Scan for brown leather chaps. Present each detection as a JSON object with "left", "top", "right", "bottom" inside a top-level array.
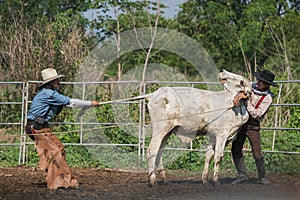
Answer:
[{"left": 30, "top": 127, "right": 78, "bottom": 189}]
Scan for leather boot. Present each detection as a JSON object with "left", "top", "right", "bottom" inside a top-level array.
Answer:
[
  {"left": 256, "top": 158, "right": 266, "bottom": 178},
  {"left": 231, "top": 157, "right": 249, "bottom": 184},
  {"left": 256, "top": 158, "right": 270, "bottom": 184}
]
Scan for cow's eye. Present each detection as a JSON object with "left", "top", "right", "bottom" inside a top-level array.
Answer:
[{"left": 240, "top": 80, "right": 244, "bottom": 86}]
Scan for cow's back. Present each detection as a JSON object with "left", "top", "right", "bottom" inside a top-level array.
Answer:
[
  {"left": 147, "top": 87, "right": 183, "bottom": 126},
  {"left": 148, "top": 87, "right": 228, "bottom": 129}
]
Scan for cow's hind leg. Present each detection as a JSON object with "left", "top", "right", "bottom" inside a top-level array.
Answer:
[
  {"left": 202, "top": 143, "right": 214, "bottom": 185},
  {"left": 147, "top": 138, "right": 160, "bottom": 186},
  {"left": 156, "top": 132, "right": 172, "bottom": 184},
  {"left": 147, "top": 125, "right": 173, "bottom": 187}
]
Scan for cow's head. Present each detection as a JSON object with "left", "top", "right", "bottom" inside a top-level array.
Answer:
[{"left": 218, "top": 69, "right": 252, "bottom": 105}]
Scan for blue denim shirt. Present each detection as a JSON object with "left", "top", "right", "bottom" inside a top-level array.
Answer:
[{"left": 27, "top": 88, "right": 71, "bottom": 121}]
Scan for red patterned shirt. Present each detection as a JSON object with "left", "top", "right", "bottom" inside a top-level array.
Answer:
[{"left": 246, "top": 85, "right": 273, "bottom": 122}]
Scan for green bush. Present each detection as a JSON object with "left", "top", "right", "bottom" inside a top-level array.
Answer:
[{"left": 0, "top": 146, "right": 20, "bottom": 166}]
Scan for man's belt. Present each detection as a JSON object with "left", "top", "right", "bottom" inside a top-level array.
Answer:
[{"left": 247, "top": 117, "right": 260, "bottom": 126}]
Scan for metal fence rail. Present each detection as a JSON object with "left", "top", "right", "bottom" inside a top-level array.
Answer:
[{"left": 0, "top": 80, "right": 299, "bottom": 166}]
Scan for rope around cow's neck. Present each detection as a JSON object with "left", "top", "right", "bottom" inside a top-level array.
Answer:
[{"left": 24, "top": 104, "right": 246, "bottom": 137}]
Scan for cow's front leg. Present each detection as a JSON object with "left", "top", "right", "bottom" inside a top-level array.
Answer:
[
  {"left": 212, "top": 153, "right": 222, "bottom": 186},
  {"left": 202, "top": 144, "right": 214, "bottom": 185}
]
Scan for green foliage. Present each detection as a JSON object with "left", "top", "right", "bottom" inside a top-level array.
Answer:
[
  {"left": 265, "top": 153, "right": 300, "bottom": 173},
  {"left": 287, "top": 107, "right": 300, "bottom": 128},
  {"left": 167, "top": 151, "right": 203, "bottom": 171},
  {"left": 65, "top": 146, "right": 105, "bottom": 168},
  {"left": 0, "top": 0, "right": 91, "bottom": 26},
  {"left": 167, "top": 147, "right": 299, "bottom": 174},
  {"left": 0, "top": 84, "right": 23, "bottom": 131},
  {"left": 26, "top": 145, "right": 39, "bottom": 166},
  {"left": 275, "top": 107, "right": 300, "bottom": 152},
  {"left": 176, "top": 0, "right": 300, "bottom": 80},
  {"left": 0, "top": 146, "right": 19, "bottom": 166},
  {"left": 93, "top": 93, "right": 139, "bottom": 152}
]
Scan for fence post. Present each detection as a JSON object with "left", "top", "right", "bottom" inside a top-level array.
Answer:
[
  {"left": 79, "top": 83, "right": 86, "bottom": 144},
  {"left": 272, "top": 83, "right": 282, "bottom": 151},
  {"left": 18, "top": 81, "right": 28, "bottom": 165},
  {"left": 138, "top": 81, "right": 144, "bottom": 160}
]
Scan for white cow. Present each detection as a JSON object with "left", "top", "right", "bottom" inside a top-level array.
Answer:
[{"left": 146, "top": 69, "right": 252, "bottom": 186}]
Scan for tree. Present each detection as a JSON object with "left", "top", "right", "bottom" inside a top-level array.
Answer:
[
  {"left": 176, "top": 0, "right": 300, "bottom": 80},
  {"left": 0, "top": 0, "right": 91, "bottom": 26},
  {"left": 0, "top": 0, "right": 92, "bottom": 82},
  {"left": 88, "top": 0, "right": 182, "bottom": 81}
]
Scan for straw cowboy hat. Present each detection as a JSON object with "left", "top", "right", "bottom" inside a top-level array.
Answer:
[
  {"left": 40, "top": 68, "right": 64, "bottom": 87},
  {"left": 253, "top": 70, "right": 277, "bottom": 87}
]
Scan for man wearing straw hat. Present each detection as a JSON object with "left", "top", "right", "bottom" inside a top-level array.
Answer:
[
  {"left": 231, "top": 70, "right": 277, "bottom": 185},
  {"left": 25, "top": 68, "right": 100, "bottom": 189}
]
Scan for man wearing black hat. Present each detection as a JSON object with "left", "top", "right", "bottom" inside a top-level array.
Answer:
[{"left": 231, "top": 70, "right": 277, "bottom": 185}]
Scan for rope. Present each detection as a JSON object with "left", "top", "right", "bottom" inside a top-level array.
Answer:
[
  {"left": 98, "top": 94, "right": 150, "bottom": 105},
  {"left": 77, "top": 94, "right": 150, "bottom": 117},
  {"left": 24, "top": 105, "right": 240, "bottom": 137}
]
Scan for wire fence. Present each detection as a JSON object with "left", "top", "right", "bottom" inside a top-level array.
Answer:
[{"left": 0, "top": 80, "right": 299, "bottom": 165}]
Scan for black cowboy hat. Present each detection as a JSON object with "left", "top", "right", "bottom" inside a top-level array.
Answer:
[{"left": 253, "top": 70, "right": 277, "bottom": 87}]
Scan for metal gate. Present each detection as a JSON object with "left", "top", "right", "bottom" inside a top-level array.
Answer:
[{"left": 0, "top": 80, "right": 299, "bottom": 166}]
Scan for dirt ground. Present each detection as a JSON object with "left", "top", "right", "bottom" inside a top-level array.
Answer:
[{"left": 0, "top": 166, "right": 299, "bottom": 200}]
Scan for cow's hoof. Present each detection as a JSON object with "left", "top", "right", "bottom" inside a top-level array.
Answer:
[
  {"left": 202, "top": 178, "right": 209, "bottom": 185},
  {"left": 213, "top": 180, "right": 221, "bottom": 187},
  {"left": 148, "top": 173, "right": 157, "bottom": 187},
  {"left": 159, "top": 170, "right": 167, "bottom": 184},
  {"left": 159, "top": 179, "right": 168, "bottom": 186},
  {"left": 148, "top": 180, "right": 158, "bottom": 188},
  {"left": 201, "top": 180, "right": 211, "bottom": 188},
  {"left": 147, "top": 182, "right": 153, "bottom": 188}
]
